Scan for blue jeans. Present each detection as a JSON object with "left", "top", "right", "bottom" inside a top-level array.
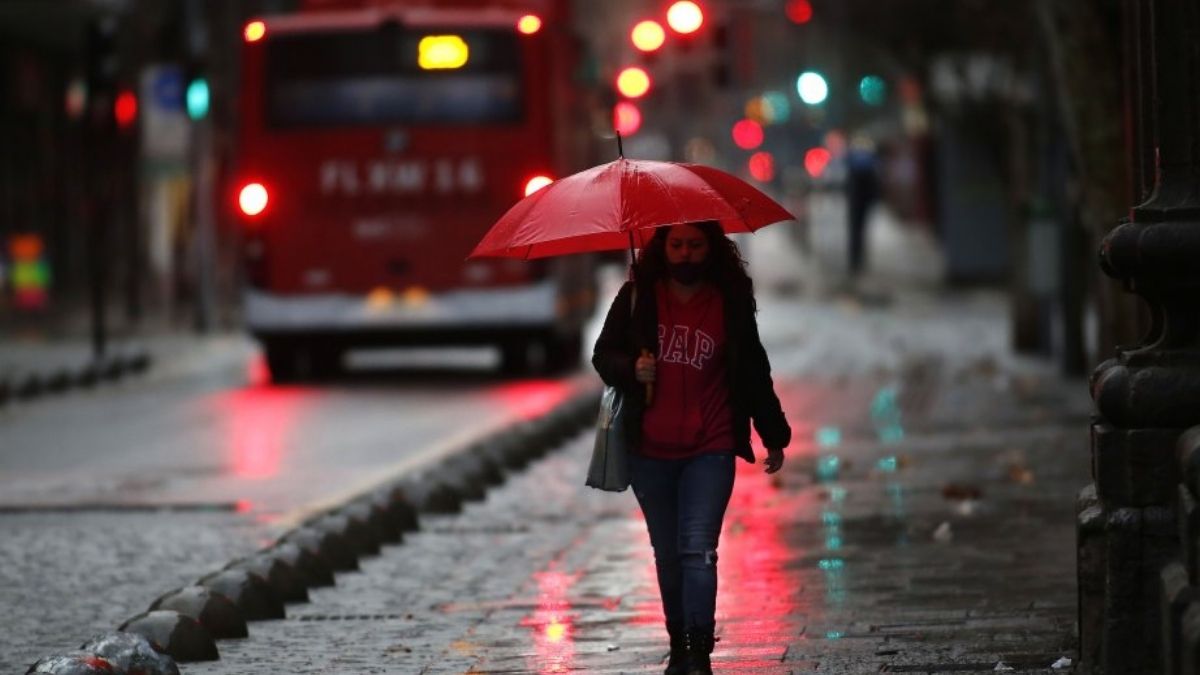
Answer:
[{"left": 629, "top": 451, "right": 736, "bottom": 631}]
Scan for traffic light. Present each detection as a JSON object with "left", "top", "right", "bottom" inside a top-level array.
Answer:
[
  {"left": 9, "top": 234, "right": 50, "bottom": 310},
  {"left": 186, "top": 77, "right": 209, "bottom": 120},
  {"left": 86, "top": 16, "right": 119, "bottom": 127},
  {"left": 113, "top": 90, "right": 138, "bottom": 130},
  {"left": 86, "top": 17, "right": 119, "bottom": 98}
]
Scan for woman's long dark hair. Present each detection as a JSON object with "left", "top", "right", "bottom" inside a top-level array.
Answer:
[{"left": 634, "top": 220, "right": 755, "bottom": 310}]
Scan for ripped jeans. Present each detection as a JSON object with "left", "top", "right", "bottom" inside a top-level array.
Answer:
[{"left": 629, "top": 451, "right": 736, "bottom": 632}]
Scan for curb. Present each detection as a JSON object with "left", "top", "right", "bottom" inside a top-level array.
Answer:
[
  {"left": 1, "top": 346, "right": 153, "bottom": 409},
  {"left": 25, "top": 384, "right": 602, "bottom": 673}
]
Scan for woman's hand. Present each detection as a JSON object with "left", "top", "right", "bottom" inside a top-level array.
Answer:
[
  {"left": 635, "top": 353, "right": 656, "bottom": 384},
  {"left": 764, "top": 447, "right": 785, "bottom": 474}
]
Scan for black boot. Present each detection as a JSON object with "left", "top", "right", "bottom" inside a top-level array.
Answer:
[
  {"left": 664, "top": 624, "right": 687, "bottom": 675},
  {"left": 684, "top": 628, "right": 714, "bottom": 675}
]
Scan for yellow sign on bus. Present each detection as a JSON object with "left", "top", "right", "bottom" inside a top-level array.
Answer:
[{"left": 418, "top": 35, "right": 469, "bottom": 70}]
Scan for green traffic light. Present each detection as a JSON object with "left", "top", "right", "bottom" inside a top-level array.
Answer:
[
  {"left": 186, "top": 78, "right": 210, "bottom": 120},
  {"left": 859, "top": 75, "right": 886, "bottom": 105}
]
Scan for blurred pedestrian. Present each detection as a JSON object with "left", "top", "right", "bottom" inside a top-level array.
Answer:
[
  {"left": 845, "top": 133, "right": 881, "bottom": 280},
  {"left": 592, "top": 220, "right": 792, "bottom": 675}
]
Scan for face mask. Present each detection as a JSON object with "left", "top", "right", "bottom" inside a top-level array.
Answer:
[{"left": 668, "top": 261, "right": 705, "bottom": 286}]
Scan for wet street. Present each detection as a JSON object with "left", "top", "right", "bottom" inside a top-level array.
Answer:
[
  {"left": 0, "top": 339, "right": 591, "bottom": 669},
  {"left": 182, "top": 292, "right": 1089, "bottom": 674},
  {"left": 2, "top": 252, "right": 1091, "bottom": 672}
]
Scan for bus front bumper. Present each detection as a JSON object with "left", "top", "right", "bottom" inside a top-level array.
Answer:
[{"left": 244, "top": 282, "right": 562, "bottom": 344}]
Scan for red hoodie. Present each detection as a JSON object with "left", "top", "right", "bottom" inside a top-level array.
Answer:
[{"left": 640, "top": 282, "right": 734, "bottom": 459}]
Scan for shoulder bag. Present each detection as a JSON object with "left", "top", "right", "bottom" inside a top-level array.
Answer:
[{"left": 586, "top": 288, "right": 637, "bottom": 492}]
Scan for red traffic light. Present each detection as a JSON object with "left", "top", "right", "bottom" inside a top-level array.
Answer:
[{"left": 114, "top": 90, "right": 138, "bottom": 129}]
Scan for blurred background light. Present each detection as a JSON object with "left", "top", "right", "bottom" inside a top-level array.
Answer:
[
  {"left": 859, "top": 75, "right": 886, "bottom": 105},
  {"left": 114, "top": 90, "right": 138, "bottom": 128},
  {"left": 631, "top": 20, "right": 665, "bottom": 52},
  {"left": 517, "top": 14, "right": 543, "bottom": 35},
  {"left": 418, "top": 35, "right": 470, "bottom": 70},
  {"left": 731, "top": 118, "right": 764, "bottom": 150},
  {"left": 524, "top": 175, "right": 554, "bottom": 196},
  {"left": 616, "top": 67, "right": 651, "bottom": 98},
  {"left": 186, "top": 78, "right": 210, "bottom": 120},
  {"left": 613, "top": 101, "right": 642, "bottom": 136},
  {"left": 748, "top": 151, "right": 775, "bottom": 182},
  {"left": 243, "top": 20, "right": 266, "bottom": 43},
  {"left": 761, "top": 91, "right": 791, "bottom": 123},
  {"left": 797, "top": 71, "right": 828, "bottom": 105},
  {"left": 785, "top": 0, "right": 814, "bottom": 24},
  {"left": 684, "top": 137, "right": 716, "bottom": 164},
  {"left": 804, "top": 147, "right": 832, "bottom": 177},
  {"left": 666, "top": 1, "right": 704, "bottom": 35}
]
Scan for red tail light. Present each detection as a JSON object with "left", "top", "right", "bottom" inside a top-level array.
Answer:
[
  {"left": 524, "top": 175, "right": 553, "bottom": 196},
  {"left": 239, "top": 182, "right": 269, "bottom": 216}
]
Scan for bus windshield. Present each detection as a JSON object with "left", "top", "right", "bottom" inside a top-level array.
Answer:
[{"left": 264, "top": 27, "right": 524, "bottom": 128}]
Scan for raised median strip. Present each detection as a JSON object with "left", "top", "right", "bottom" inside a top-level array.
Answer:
[
  {"left": 0, "top": 346, "right": 152, "bottom": 409},
  {"left": 24, "top": 384, "right": 602, "bottom": 674}
]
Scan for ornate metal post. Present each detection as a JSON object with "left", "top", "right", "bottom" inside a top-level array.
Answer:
[{"left": 1078, "top": 0, "right": 1200, "bottom": 672}]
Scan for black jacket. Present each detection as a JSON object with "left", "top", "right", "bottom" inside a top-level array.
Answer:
[{"left": 591, "top": 280, "right": 791, "bottom": 463}]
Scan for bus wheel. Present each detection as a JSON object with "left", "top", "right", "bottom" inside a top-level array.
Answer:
[
  {"left": 544, "top": 332, "right": 582, "bottom": 373},
  {"left": 499, "top": 341, "right": 530, "bottom": 375},
  {"left": 306, "top": 347, "right": 343, "bottom": 380},
  {"left": 264, "top": 343, "right": 298, "bottom": 383}
]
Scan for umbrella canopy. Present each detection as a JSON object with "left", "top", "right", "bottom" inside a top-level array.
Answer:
[{"left": 469, "top": 157, "right": 795, "bottom": 259}]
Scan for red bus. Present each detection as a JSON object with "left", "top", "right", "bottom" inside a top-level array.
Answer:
[{"left": 234, "top": 0, "right": 596, "bottom": 381}]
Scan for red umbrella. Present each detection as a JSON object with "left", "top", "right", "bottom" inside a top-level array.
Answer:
[{"left": 469, "top": 156, "right": 795, "bottom": 260}]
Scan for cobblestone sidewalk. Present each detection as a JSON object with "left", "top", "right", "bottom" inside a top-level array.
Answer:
[{"left": 185, "top": 354, "right": 1089, "bottom": 674}]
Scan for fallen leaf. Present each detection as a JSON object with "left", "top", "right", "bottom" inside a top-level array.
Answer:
[{"left": 942, "top": 483, "right": 983, "bottom": 500}]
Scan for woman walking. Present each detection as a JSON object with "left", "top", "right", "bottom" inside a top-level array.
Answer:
[{"left": 592, "top": 220, "right": 792, "bottom": 675}]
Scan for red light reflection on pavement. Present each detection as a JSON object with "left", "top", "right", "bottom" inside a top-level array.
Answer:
[
  {"left": 489, "top": 379, "right": 574, "bottom": 421},
  {"left": 213, "top": 386, "right": 312, "bottom": 479},
  {"left": 717, "top": 459, "right": 806, "bottom": 666},
  {"left": 520, "top": 567, "right": 581, "bottom": 674}
]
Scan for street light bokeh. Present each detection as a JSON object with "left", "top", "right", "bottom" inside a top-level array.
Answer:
[
  {"left": 616, "top": 67, "right": 651, "bottom": 98},
  {"left": 797, "top": 71, "right": 828, "bottom": 105},
  {"left": 631, "top": 20, "right": 665, "bottom": 52},
  {"left": 666, "top": 1, "right": 704, "bottom": 35},
  {"left": 613, "top": 102, "right": 642, "bottom": 136}
]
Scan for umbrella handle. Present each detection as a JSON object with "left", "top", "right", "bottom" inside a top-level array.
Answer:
[{"left": 641, "top": 348, "right": 654, "bottom": 407}]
